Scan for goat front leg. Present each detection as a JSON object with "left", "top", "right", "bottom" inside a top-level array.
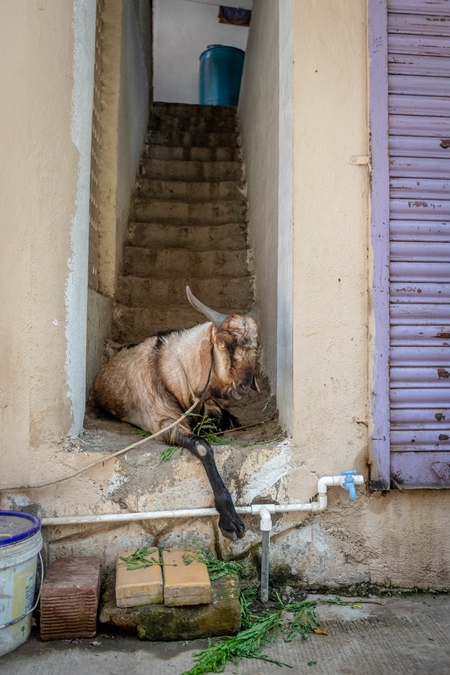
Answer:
[{"left": 172, "top": 429, "right": 245, "bottom": 541}]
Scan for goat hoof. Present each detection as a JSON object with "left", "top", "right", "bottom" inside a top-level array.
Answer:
[{"left": 220, "top": 516, "right": 245, "bottom": 542}]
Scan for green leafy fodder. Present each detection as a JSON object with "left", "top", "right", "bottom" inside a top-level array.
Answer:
[
  {"left": 159, "top": 445, "right": 183, "bottom": 464},
  {"left": 185, "top": 413, "right": 234, "bottom": 446},
  {"left": 118, "top": 546, "right": 175, "bottom": 571},
  {"left": 159, "top": 414, "right": 233, "bottom": 464},
  {"left": 183, "top": 542, "right": 244, "bottom": 581},
  {"left": 183, "top": 590, "right": 352, "bottom": 675}
]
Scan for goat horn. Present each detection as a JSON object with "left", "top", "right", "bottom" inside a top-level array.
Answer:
[{"left": 186, "top": 286, "right": 228, "bottom": 328}]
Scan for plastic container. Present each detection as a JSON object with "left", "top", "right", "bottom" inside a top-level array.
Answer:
[
  {"left": 0, "top": 511, "right": 43, "bottom": 656},
  {"left": 199, "top": 45, "right": 245, "bottom": 106}
]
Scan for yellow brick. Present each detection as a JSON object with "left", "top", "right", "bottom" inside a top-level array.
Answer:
[
  {"left": 162, "top": 548, "right": 211, "bottom": 607},
  {"left": 116, "top": 549, "right": 163, "bottom": 608}
]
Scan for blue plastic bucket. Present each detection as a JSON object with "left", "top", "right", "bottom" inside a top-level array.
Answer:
[
  {"left": 0, "top": 511, "right": 43, "bottom": 656},
  {"left": 199, "top": 45, "right": 245, "bottom": 106}
]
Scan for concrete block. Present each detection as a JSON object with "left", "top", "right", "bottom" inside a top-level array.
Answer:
[
  {"left": 40, "top": 556, "right": 101, "bottom": 641},
  {"left": 116, "top": 550, "right": 163, "bottom": 608},
  {"left": 100, "top": 573, "right": 241, "bottom": 641},
  {"left": 162, "top": 548, "right": 211, "bottom": 607}
]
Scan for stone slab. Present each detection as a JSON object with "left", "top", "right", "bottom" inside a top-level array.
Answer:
[
  {"left": 116, "top": 549, "right": 163, "bottom": 608},
  {"left": 40, "top": 556, "right": 101, "bottom": 641},
  {"left": 162, "top": 548, "right": 211, "bottom": 607},
  {"left": 99, "top": 572, "right": 241, "bottom": 641}
]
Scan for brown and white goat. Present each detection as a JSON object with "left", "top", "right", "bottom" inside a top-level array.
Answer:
[{"left": 92, "top": 286, "right": 259, "bottom": 541}]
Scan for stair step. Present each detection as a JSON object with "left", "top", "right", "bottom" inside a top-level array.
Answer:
[
  {"left": 144, "top": 145, "right": 240, "bottom": 162},
  {"left": 113, "top": 101, "right": 252, "bottom": 346},
  {"left": 116, "top": 276, "right": 254, "bottom": 309},
  {"left": 121, "top": 247, "right": 250, "bottom": 278},
  {"left": 135, "top": 179, "right": 245, "bottom": 202},
  {"left": 132, "top": 198, "right": 246, "bottom": 224},
  {"left": 141, "top": 159, "right": 242, "bottom": 182},
  {"left": 152, "top": 102, "right": 237, "bottom": 119},
  {"left": 146, "top": 130, "right": 239, "bottom": 148},
  {"left": 149, "top": 114, "right": 237, "bottom": 134},
  {"left": 127, "top": 222, "right": 247, "bottom": 251},
  {"left": 113, "top": 301, "right": 252, "bottom": 343}
]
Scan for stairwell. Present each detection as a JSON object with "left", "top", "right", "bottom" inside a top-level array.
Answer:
[{"left": 113, "top": 102, "right": 254, "bottom": 345}]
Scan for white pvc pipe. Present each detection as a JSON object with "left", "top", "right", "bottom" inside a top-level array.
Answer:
[{"left": 40, "top": 474, "right": 365, "bottom": 527}]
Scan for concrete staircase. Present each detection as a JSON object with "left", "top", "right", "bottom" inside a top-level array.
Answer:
[{"left": 113, "top": 102, "right": 254, "bottom": 344}]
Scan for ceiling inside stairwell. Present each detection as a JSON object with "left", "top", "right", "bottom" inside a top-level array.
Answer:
[{"left": 153, "top": 0, "right": 252, "bottom": 105}]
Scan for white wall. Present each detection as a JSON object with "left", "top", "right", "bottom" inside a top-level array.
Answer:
[
  {"left": 153, "top": 0, "right": 251, "bottom": 104},
  {"left": 68, "top": 0, "right": 97, "bottom": 435},
  {"left": 238, "top": 1, "right": 284, "bottom": 418}
]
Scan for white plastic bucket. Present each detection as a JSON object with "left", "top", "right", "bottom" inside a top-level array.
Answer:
[{"left": 0, "top": 511, "right": 43, "bottom": 657}]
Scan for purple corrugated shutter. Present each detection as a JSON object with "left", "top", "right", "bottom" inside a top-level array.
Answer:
[{"left": 388, "top": 0, "right": 450, "bottom": 487}]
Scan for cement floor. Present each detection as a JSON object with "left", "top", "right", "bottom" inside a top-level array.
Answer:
[{"left": 2, "top": 593, "right": 450, "bottom": 675}]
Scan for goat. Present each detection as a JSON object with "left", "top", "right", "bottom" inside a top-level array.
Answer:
[{"left": 93, "top": 286, "right": 259, "bottom": 541}]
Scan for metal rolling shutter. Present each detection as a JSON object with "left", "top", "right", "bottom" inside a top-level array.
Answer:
[{"left": 388, "top": 0, "right": 450, "bottom": 487}]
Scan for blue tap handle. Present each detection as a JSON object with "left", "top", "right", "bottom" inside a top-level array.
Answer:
[{"left": 340, "top": 470, "right": 358, "bottom": 499}]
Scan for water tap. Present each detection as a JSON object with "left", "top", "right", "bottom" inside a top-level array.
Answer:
[{"left": 341, "top": 470, "right": 358, "bottom": 499}]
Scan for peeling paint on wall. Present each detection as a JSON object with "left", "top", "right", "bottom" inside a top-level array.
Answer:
[{"left": 242, "top": 440, "right": 291, "bottom": 502}]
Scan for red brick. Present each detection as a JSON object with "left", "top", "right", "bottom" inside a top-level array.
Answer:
[{"left": 40, "top": 556, "right": 101, "bottom": 640}]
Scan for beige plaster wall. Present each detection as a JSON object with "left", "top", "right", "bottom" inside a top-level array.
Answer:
[
  {"left": 0, "top": 1, "right": 78, "bottom": 487},
  {"left": 287, "top": 0, "right": 450, "bottom": 591}
]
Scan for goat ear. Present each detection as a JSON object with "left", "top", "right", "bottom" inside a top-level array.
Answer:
[
  {"left": 195, "top": 325, "right": 214, "bottom": 395},
  {"left": 186, "top": 286, "right": 227, "bottom": 328}
]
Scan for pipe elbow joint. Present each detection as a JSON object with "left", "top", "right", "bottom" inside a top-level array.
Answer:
[{"left": 259, "top": 506, "right": 272, "bottom": 532}]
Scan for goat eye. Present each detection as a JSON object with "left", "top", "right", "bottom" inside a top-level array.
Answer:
[{"left": 217, "top": 342, "right": 225, "bottom": 349}]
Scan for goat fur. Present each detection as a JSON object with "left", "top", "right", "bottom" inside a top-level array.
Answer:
[{"left": 93, "top": 293, "right": 259, "bottom": 541}]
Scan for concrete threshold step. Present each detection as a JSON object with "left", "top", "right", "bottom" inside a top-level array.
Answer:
[
  {"left": 112, "top": 304, "right": 251, "bottom": 342},
  {"left": 140, "top": 158, "right": 242, "bottom": 182},
  {"left": 121, "top": 247, "right": 250, "bottom": 278},
  {"left": 127, "top": 222, "right": 247, "bottom": 251},
  {"left": 135, "top": 178, "right": 245, "bottom": 201},
  {"left": 116, "top": 275, "right": 254, "bottom": 309},
  {"left": 132, "top": 198, "right": 245, "bottom": 224},
  {"left": 146, "top": 129, "right": 239, "bottom": 148},
  {"left": 143, "top": 145, "right": 240, "bottom": 162}
]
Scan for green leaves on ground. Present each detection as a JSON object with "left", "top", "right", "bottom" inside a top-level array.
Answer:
[{"left": 183, "top": 589, "right": 352, "bottom": 675}]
